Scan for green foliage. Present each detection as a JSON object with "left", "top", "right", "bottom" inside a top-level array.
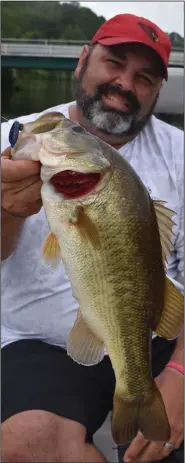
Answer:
[
  {"left": 1, "top": 1, "right": 105, "bottom": 40},
  {"left": 167, "top": 32, "right": 184, "bottom": 49},
  {"left": 1, "top": 1, "right": 183, "bottom": 47}
]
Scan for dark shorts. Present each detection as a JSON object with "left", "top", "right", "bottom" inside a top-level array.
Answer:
[{"left": 2, "top": 336, "right": 184, "bottom": 462}]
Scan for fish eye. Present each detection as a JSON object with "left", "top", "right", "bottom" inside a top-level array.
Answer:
[{"left": 72, "top": 125, "right": 84, "bottom": 133}]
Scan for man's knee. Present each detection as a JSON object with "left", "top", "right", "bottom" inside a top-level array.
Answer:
[{"left": 2, "top": 409, "right": 87, "bottom": 462}]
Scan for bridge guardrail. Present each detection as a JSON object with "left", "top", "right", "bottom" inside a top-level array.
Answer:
[
  {"left": 1, "top": 38, "right": 87, "bottom": 45},
  {"left": 1, "top": 38, "right": 184, "bottom": 51},
  {"left": 1, "top": 41, "right": 184, "bottom": 66},
  {"left": 1, "top": 43, "right": 84, "bottom": 58}
]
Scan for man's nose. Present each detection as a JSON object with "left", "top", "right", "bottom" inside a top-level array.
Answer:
[{"left": 115, "top": 71, "right": 135, "bottom": 92}]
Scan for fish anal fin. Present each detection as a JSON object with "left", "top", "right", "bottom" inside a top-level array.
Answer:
[
  {"left": 42, "top": 232, "right": 62, "bottom": 268},
  {"left": 67, "top": 310, "right": 104, "bottom": 366},
  {"left": 153, "top": 200, "right": 176, "bottom": 264},
  {"left": 112, "top": 384, "right": 170, "bottom": 445},
  {"left": 154, "top": 277, "right": 184, "bottom": 339},
  {"left": 71, "top": 208, "right": 101, "bottom": 250}
]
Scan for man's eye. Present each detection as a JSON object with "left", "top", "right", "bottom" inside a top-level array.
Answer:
[
  {"left": 138, "top": 75, "right": 154, "bottom": 85},
  {"left": 107, "top": 59, "right": 120, "bottom": 66}
]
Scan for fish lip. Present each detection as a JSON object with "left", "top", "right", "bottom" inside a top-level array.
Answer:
[{"left": 50, "top": 169, "right": 102, "bottom": 199}]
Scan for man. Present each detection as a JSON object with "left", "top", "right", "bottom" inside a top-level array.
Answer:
[{"left": 1, "top": 13, "right": 184, "bottom": 463}]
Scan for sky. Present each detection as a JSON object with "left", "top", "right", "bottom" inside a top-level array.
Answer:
[{"left": 80, "top": 1, "right": 184, "bottom": 36}]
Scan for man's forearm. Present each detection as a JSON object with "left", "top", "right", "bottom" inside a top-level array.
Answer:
[{"left": 1, "top": 208, "right": 25, "bottom": 261}]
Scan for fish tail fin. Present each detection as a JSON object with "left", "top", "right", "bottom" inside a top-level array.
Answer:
[
  {"left": 112, "top": 383, "right": 171, "bottom": 445},
  {"left": 112, "top": 395, "right": 138, "bottom": 444}
]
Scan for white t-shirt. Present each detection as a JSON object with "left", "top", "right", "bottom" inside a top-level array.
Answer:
[{"left": 1, "top": 101, "right": 184, "bottom": 349}]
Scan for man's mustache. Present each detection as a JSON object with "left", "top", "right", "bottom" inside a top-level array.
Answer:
[{"left": 95, "top": 83, "right": 140, "bottom": 113}]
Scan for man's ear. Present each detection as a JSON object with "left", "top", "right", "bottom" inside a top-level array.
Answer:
[{"left": 75, "top": 45, "right": 90, "bottom": 79}]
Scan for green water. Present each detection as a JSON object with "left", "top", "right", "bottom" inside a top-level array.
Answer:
[{"left": 2, "top": 68, "right": 76, "bottom": 121}]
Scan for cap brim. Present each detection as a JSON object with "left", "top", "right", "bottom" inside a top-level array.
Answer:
[{"left": 96, "top": 37, "right": 168, "bottom": 80}]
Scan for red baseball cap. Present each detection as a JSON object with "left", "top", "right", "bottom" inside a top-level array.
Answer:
[{"left": 90, "top": 14, "right": 171, "bottom": 80}]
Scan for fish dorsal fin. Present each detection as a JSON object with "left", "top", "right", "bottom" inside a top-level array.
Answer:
[
  {"left": 41, "top": 232, "right": 62, "bottom": 268},
  {"left": 152, "top": 200, "right": 176, "bottom": 264},
  {"left": 154, "top": 276, "right": 184, "bottom": 339}
]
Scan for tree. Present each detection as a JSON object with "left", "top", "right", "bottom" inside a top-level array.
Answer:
[
  {"left": 168, "top": 32, "right": 184, "bottom": 49},
  {"left": 1, "top": 1, "right": 105, "bottom": 40}
]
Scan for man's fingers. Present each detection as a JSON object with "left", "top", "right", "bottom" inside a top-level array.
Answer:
[
  {"left": 9, "top": 176, "right": 42, "bottom": 192},
  {"left": 1, "top": 146, "right": 12, "bottom": 159},
  {"left": 160, "top": 436, "right": 183, "bottom": 459},
  {"left": 4, "top": 198, "right": 43, "bottom": 219},
  {"left": 1, "top": 156, "right": 41, "bottom": 182},
  {"left": 175, "top": 435, "right": 184, "bottom": 449},
  {"left": 2, "top": 174, "right": 42, "bottom": 190},
  {"left": 19, "top": 198, "right": 43, "bottom": 217},
  {"left": 123, "top": 432, "right": 148, "bottom": 462},
  {"left": 136, "top": 442, "right": 164, "bottom": 462},
  {"left": 2, "top": 177, "right": 43, "bottom": 216},
  {"left": 130, "top": 435, "right": 183, "bottom": 462},
  {"left": 18, "top": 179, "right": 43, "bottom": 203},
  {"left": 3, "top": 179, "right": 43, "bottom": 207}
]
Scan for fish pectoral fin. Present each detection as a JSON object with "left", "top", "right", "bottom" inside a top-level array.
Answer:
[
  {"left": 152, "top": 200, "right": 176, "bottom": 264},
  {"left": 154, "top": 276, "right": 184, "bottom": 339},
  {"left": 112, "top": 384, "right": 170, "bottom": 445},
  {"left": 67, "top": 310, "right": 104, "bottom": 365},
  {"left": 75, "top": 208, "right": 101, "bottom": 250},
  {"left": 41, "top": 232, "right": 62, "bottom": 268}
]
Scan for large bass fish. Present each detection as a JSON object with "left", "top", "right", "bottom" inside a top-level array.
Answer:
[{"left": 9, "top": 112, "right": 184, "bottom": 444}]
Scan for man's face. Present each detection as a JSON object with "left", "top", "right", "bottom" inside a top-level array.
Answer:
[{"left": 75, "top": 43, "right": 164, "bottom": 137}]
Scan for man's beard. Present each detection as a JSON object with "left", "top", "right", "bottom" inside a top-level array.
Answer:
[{"left": 75, "top": 56, "right": 159, "bottom": 137}]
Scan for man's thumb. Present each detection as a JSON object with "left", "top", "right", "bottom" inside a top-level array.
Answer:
[{"left": 1, "top": 146, "right": 12, "bottom": 159}]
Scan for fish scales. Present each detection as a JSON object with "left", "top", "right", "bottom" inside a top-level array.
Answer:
[{"left": 54, "top": 170, "right": 162, "bottom": 391}]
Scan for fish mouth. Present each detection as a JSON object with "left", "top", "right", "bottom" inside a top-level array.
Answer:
[{"left": 50, "top": 170, "right": 101, "bottom": 198}]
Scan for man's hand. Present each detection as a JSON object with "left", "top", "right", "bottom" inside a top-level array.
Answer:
[
  {"left": 123, "top": 368, "right": 184, "bottom": 462},
  {"left": 2, "top": 146, "right": 42, "bottom": 218}
]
